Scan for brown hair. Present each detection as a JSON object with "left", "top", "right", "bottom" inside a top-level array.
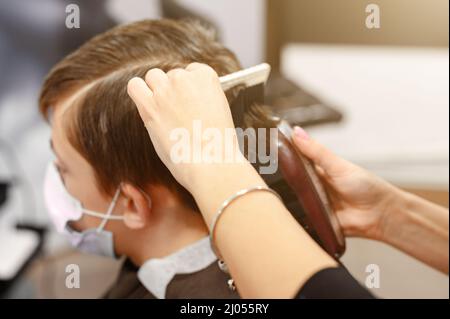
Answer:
[{"left": 39, "top": 19, "right": 242, "bottom": 210}]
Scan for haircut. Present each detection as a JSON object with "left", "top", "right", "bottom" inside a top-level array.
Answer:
[{"left": 39, "top": 19, "right": 243, "bottom": 210}]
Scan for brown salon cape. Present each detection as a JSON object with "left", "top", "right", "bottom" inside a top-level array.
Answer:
[{"left": 104, "top": 259, "right": 239, "bottom": 299}]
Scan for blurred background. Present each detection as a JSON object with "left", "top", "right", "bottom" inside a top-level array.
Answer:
[{"left": 0, "top": 0, "right": 448, "bottom": 298}]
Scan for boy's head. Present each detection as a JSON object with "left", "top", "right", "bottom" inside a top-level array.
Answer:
[{"left": 40, "top": 19, "right": 241, "bottom": 260}]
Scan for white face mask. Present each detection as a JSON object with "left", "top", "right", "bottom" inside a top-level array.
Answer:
[{"left": 43, "top": 162, "right": 124, "bottom": 258}]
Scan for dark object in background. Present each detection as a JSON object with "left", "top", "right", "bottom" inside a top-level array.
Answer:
[
  {"left": 160, "top": 0, "right": 219, "bottom": 39},
  {"left": 0, "top": 180, "right": 10, "bottom": 208},
  {"left": 0, "top": 0, "right": 117, "bottom": 106},
  {"left": 0, "top": 176, "right": 47, "bottom": 298},
  {"left": 265, "top": 72, "right": 343, "bottom": 127}
]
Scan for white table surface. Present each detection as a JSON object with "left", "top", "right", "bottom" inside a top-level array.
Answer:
[{"left": 281, "top": 44, "right": 449, "bottom": 189}]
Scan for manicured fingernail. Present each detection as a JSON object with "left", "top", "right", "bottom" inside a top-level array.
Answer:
[{"left": 293, "top": 126, "right": 309, "bottom": 141}]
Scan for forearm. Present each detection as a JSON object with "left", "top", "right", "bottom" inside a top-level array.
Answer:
[
  {"left": 381, "top": 188, "right": 449, "bottom": 273},
  {"left": 190, "top": 158, "right": 337, "bottom": 298}
]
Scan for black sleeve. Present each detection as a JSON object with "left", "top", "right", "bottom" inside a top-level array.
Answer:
[{"left": 295, "top": 266, "right": 375, "bottom": 299}]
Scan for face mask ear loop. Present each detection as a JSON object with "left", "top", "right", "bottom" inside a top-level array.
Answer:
[
  {"left": 97, "top": 187, "right": 121, "bottom": 232},
  {"left": 137, "top": 186, "right": 152, "bottom": 207}
]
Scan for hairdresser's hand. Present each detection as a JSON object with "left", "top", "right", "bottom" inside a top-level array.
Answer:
[
  {"left": 127, "top": 63, "right": 242, "bottom": 191},
  {"left": 291, "top": 127, "right": 400, "bottom": 241},
  {"left": 292, "top": 127, "right": 449, "bottom": 273}
]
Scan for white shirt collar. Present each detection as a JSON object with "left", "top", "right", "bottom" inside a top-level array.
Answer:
[{"left": 137, "top": 236, "right": 217, "bottom": 299}]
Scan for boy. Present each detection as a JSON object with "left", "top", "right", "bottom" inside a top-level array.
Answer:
[{"left": 40, "top": 19, "right": 241, "bottom": 299}]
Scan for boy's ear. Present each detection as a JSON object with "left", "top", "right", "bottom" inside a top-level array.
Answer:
[{"left": 120, "top": 183, "right": 152, "bottom": 230}]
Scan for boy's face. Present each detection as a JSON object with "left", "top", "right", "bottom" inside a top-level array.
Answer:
[
  {"left": 46, "top": 89, "right": 195, "bottom": 262},
  {"left": 49, "top": 93, "right": 129, "bottom": 244}
]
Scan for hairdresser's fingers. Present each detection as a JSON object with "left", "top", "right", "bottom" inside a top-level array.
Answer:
[
  {"left": 144, "top": 68, "right": 169, "bottom": 93},
  {"left": 291, "top": 126, "right": 350, "bottom": 178},
  {"left": 185, "top": 62, "right": 206, "bottom": 72},
  {"left": 185, "top": 62, "right": 218, "bottom": 77},
  {"left": 127, "top": 77, "right": 155, "bottom": 124},
  {"left": 167, "top": 68, "right": 188, "bottom": 81}
]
